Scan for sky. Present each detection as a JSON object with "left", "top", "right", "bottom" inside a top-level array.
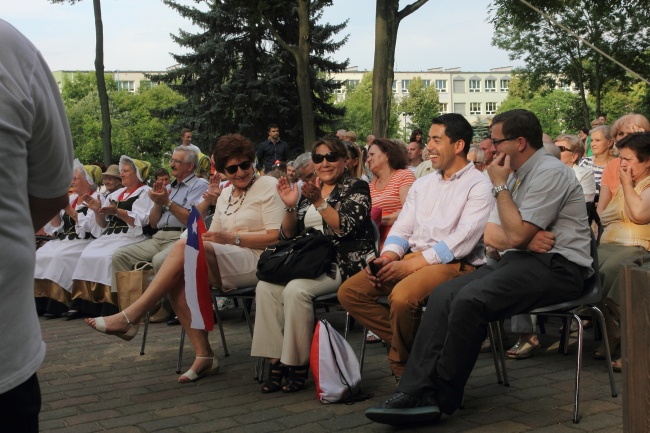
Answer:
[{"left": 5, "top": 0, "right": 523, "bottom": 73}]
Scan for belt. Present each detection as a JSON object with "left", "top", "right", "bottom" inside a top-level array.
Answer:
[{"left": 159, "top": 226, "right": 183, "bottom": 232}]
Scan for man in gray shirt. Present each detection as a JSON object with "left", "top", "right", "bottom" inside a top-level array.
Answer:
[{"left": 366, "top": 109, "right": 592, "bottom": 425}]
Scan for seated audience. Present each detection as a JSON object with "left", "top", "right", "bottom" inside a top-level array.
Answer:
[
  {"left": 597, "top": 113, "right": 650, "bottom": 214},
  {"left": 111, "top": 147, "right": 208, "bottom": 310},
  {"left": 364, "top": 109, "right": 592, "bottom": 425},
  {"left": 594, "top": 132, "right": 650, "bottom": 372},
  {"left": 555, "top": 134, "right": 597, "bottom": 202},
  {"left": 34, "top": 161, "right": 103, "bottom": 318},
  {"left": 85, "top": 134, "right": 284, "bottom": 383},
  {"left": 251, "top": 137, "right": 374, "bottom": 393},
  {"left": 580, "top": 125, "right": 616, "bottom": 199},
  {"left": 66, "top": 156, "right": 153, "bottom": 319},
  {"left": 344, "top": 141, "right": 368, "bottom": 181},
  {"left": 153, "top": 167, "right": 171, "bottom": 186},
  {"left": 100, "top": 165, "right": 122, "bottom": 197},
  {"left": 366, "top": 138, "right": 415, "bottom": 248},
  {"left": 467, "top": 145, "right": 486, "bottom": 172},
  {"left": 338, "top": 114, "right": 493, "bottom": 379}
]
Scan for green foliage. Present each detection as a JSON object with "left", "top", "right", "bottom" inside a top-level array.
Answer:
[
  {"left": 335, "top": 72, "right": 399, "bottom": 139},
  {"left": 62, "top": 72, "right": 186, "bottom": 167},
  {"left": 399, "top": 77, "right": 440, "bottom": 138},
  {"left": 155, "top": 0, "right": 348, "bottom": 158},
  {"left": 598, "top": 81, "right": 650, "bottom": 121},
  {"left": 61, "top": 72, "right": 115, "bottom": 102},
  {"left": 497, "top": 89, "right": 584, "bottom": 137},
  {"left": 489, "top": 0, "right": 650, "bottom": 123}
]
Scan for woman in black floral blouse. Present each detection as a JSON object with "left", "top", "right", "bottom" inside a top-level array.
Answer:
[{"left": 251, "top": 137, "right": 374, "bottom": 394}]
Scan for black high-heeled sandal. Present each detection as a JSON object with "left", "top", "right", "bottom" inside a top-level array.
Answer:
[
  {"left": 282, "top": 365, "right": 309, "bottom": 393},
  {"left": 261, "top": 360, "right": 287, "bottom": 394}
]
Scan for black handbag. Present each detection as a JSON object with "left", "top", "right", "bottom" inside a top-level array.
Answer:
[{"left": 256, "top": 228, "right": 335, "bottom": 285}]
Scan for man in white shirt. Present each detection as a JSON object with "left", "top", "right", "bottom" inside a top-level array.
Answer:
[
  {"left": 338, "top": 113, "right": 494, "bottom": 379},
  {"left": 406, "top": 141, "right": 424, "bottom": 174}
]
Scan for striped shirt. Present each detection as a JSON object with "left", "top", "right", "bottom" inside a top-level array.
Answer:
[
  {"left": 382, "top": 163, "right": 494, "bottom": 266},
  {"left": 370, "top": 169, "right": 415, "bottom": 244}
]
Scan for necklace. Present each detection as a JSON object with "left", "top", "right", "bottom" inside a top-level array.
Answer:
[{"left": 224, "top": 176, "right": 257, "bottom": 215}]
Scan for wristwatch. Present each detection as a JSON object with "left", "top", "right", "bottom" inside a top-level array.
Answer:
[
  {"left": 162, "top": 200, "right": 172, "bottom": 212},
  {"left": 315, "top": 201, "right": 328, "bottom": 212},
  {"left": 492, "top": 184, "right": 509, "bottom": 197},
  {"left": 235, "top": 233, "right": 241, "bottom": 246}
]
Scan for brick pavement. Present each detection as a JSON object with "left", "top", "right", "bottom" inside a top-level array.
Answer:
[{"left": 37, "top": 308, "right": 623, "bottom": 432}]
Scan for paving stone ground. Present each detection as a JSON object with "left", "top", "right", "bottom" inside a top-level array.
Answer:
[{"left": 37, "top": 308, "right": 623, "bottom": 432}]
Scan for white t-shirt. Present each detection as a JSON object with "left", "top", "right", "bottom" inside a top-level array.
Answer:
[{"left": 0, "top": 19, "right": 74, "bottom": 393}]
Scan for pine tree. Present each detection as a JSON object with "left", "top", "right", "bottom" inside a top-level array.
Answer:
[{"left": 156, "top": 0, "right": 347, "bottom": 157}]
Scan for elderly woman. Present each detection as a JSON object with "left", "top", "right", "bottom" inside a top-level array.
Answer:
[
  {"left": 580, "top": 125, "right": 616, "bottom": 198},
  {"left": 592, "top": 132, "right": 650, "bottom": 372},
  {"left": 251, "top": 138, "right": 375, "bottom": 394},
  {"left": 597, "top": 113, "right": 650, "bottom": 214},
  {"left": 554, "top": 134, "right": 597, "bottom": 202},
  {"left": 467, "top": 145, "right": 486, "bottom": 172},
  {"left": 86, "top": 134, "right": 284, "bottom": 383},
  {"left": 66, "top": 156, "right": 153, "bottom": 319},
  {"left": 366, "top": 138, "right": 415, "bottom": 247},
  {"left": 34, "top": 161, "right": 104, "bottom": 318}
]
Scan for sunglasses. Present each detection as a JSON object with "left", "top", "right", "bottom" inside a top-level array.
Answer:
[
  {"left": 224, "top": 160, "right": 252, "bottom": 174},
  {"left": 557, "top": 146, "right": 573, "bottom": 153},
  {"left": 312, "top": 153, "right": 341, "bottom": 164}
]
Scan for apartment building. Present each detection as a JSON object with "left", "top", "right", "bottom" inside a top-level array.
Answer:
[
  {"left": 329, "top": 66, "right": 513, "bottom": 125},
  {"left": 51, "top": 70, "right": 162, "bottom": 93}
]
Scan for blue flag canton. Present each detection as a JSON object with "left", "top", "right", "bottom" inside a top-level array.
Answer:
[{"left": 186, "top": 207, "right": 202, "bottom": 250}]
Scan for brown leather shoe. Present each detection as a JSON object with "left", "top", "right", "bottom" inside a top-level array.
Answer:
[{"left": 149, "top": 301, "right": 173, "bottom": 323}]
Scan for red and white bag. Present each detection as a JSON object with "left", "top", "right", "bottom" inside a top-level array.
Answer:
[{"left": 310, "top": 319, "right": 363, "bottom": 403}]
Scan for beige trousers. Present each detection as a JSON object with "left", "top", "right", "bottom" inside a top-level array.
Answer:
[{"left": 251, "top": 267, "right": 342, "bottom": 366}]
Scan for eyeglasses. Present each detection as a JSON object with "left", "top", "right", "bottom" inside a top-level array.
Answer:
[
  {"left": 312, "top": 153, "right": 341, "bottom": 164},
  {"left": 169, "top": 158, "right": 188, "bottom": 165},
  {"left": 491, "top": 137, "right": 518, "bottom": 146},
  {"left": 468, "top": 160, "right": 485, "bottom": 166},
  {"left": 224, "top": 160, "right": 252, "bottom": 174},
  {"left": 556, "top": 146, "right": 573, "bottom": 153}
]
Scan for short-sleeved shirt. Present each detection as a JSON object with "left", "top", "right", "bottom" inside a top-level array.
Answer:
[
  {"left": 156, "top": 174, "right": 209, "bottom": 228},
  {"left": 489, "top": 149, "right": 593, "bottom": 276},
  {"left": 370, "top": 169, "right": 415, "bottom": 243},
  {"left": 0, "top": 19, "right": 74, "bottom": 394},
  {"left": 600, "top": 158, "right": 621, "bottom": 197}
]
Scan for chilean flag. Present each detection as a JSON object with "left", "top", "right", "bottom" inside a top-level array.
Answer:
[{"left": 184, "top": 206, "right": 214, "bottom": 331}]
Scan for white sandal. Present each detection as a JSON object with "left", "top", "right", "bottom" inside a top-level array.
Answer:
[
  {"left": 88, "top": 311, "right": 139, "bottom": 341},
  {"left": 179, "top": 356, "right": 220, "bottom": 383}
]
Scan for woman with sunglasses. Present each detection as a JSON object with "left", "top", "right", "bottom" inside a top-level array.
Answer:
[
  {"left": 251, "top": 137, "right": 375, "bottom": 394},
  {"left": 85, "top": 134, "right": 284, "bottom": 383},
  {"left": 554, "top": 134, "right": 597, "bottom": 203}
]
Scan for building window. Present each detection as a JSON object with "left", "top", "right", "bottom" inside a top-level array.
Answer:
[
  {"left": 117, "top": 80, "right": 135, "bottom": 92},
  {"left": 333, "top": 80, "right": 344, "bottom": 94},
  {"left": 453, "top": 79, "right": 465, "bottom": 93},
  {"left": 453, "top": 103, "right": 466, "bottom": 115},
  {"left": 347, "top": 80, "right": 360, "bottom": 91},
  {"left": 485, "top": 102, "right": 497, "bottom": 115},
  {"left": 422, "top": 79, "right": 431, "bottom": 87},
  {"left": 402, "top": 79, "right": 411, "bottom": 93},
  {"left": 469, "top": 79, "right": 481, "bottom": 92},
  {"left": 560, "top": 80, "right": 572, "bottom": 91},
  {"left": 139, "top": 80, "right": 157, "bottom": 90},
  {"left": 392, "top": 81, "right": 397, "bottom": 93},
  {"left": 500, "top": 79, "right": 509, "bottom": 92},
  {"left": 435, "top": 79, "right": 447, "bottom": 93},
  {"left": 485, "top": 79, "right": 496, "bottom": 92},
  {"left": 469, "top": 102, "right": 481, "bottom": 115},
  {"left": 439, "top": 102, "right": 449, "bottom": 114}
]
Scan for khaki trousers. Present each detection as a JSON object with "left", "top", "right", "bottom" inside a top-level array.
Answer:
[{"left": 338, "top": 251, "right": 475, "bottom": 376}]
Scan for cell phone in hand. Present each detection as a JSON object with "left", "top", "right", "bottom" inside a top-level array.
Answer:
[{"left": 368, "top": 260, "right": 380, "bottom": 276}]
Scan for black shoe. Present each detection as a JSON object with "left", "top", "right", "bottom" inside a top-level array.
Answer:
[
  {"left": 43, "top": 313, "right": 61, "bottom": 320},
  {"left": 62, "top": 310, "right": 84, "bottom": 321},
  {"left": 167, "top": 316, "right": 180, "bottom": 326},
  {"left": 365, "top": 392, "right": 441, "bottom": 425}
]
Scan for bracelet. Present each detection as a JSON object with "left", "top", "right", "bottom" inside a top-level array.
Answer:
[
  {"left": 284, "top": 206, "right": 297, "bottom": 212},
  {"left": 380, "top": 254, "right": 394, "bottom": 263}
]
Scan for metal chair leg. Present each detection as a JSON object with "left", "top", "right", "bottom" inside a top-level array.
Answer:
[
  {"left": 487, "top": 322, "right": 503, "bottom": 384},
  {"left": 140, "top": 311, "right": 150, "bottom": 355},
  {"left": 571, "top": 314, "right": 583, "bottom": 423},
  {"left": 176, "top": 328, "right": 185, "bottom": 374},
  {"left": 491, "top": 321, "right": 509, "bottom": 386},
  {"left": 590, "top": 306, "right": 618, "bottom": 398},
  {"left": 359, "top": 326, "right": 368, "bottom": 376},
  {"left": 213, "top": 296, "right": 229, "bottom": 357}
]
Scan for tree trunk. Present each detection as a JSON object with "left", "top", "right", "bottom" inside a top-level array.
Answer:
[
  {"left": 372, "top": 0, "right": 399, "bottom": 138},
  {"left": 93, "top": 0, "right": 112, "bottom": 166},
  {"left": 296, "top": 0, "right": 316, "bottom": 151}
]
